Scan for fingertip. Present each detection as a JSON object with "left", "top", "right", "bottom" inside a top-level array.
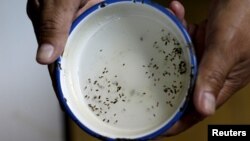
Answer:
[
  {"left": 202, "top": 92, "right": 216, "bottom": 115},
  {"left": 194, "top": 87, "right": 216, "bottom": 116},
  {"left": 169, "top": 0, "right": 185, "bottom": 20},
  {"left": 36, "top": 43, "right": 55, "bottom": 64}
]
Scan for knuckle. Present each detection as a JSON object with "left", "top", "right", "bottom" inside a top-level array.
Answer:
[
  {"left": 204, "top": 69, "right": 225, "bottom": 90},
  {"left": 40, "top": 18, "right": 59, "bottom": 32},
  {"left": 39, "top": 7, "right": 72, "bottom": 36},
  {"left": 39, "top": 14, "right": 67, "bottom": 38}
]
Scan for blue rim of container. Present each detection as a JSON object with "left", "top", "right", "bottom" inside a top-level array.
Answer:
[{"left": 54, "top": 0, "right": 197, "bottom": 140}]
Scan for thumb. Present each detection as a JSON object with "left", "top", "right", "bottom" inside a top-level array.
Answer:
[
  {"left": 36, "top": 0, "right": 81, "bottom": 64},
  {"left": 193, "top": 46, "right": 234, "bottom": 116}
]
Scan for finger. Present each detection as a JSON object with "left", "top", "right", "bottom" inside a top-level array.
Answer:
[
  {"left": 36, "top": 0, "right": 81, "bottom": 64},
  {"left": 169, "top": 0, "right": 187, "bottom": 27},
  {"left": 193, "top": 44, "right": 235, "bottom": 116},
  {"left": 75, "top": 0, "right": 103, "bottom": 18}
]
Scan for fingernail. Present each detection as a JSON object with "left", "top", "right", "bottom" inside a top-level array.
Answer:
[
  {"left": 37, "top": 44, "right": 54, "bottom": 63},
  {"left": 202, "top": 92, "right": 216, "bottom": 115}
]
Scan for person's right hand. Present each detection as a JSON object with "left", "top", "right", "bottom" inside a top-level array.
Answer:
[
  {"left": 27, "top": 0, "right": 102, "bottom": 64},
  {"left": 164, "top": 0, "right": 250, "bottom": 137}
]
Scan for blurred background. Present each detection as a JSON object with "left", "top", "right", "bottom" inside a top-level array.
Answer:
[
  {"left": 0, "top": 0, "right": 249, "bottom": 141},
  {"left": 0, "top": 0, "right": 64, "bottom": 141}
]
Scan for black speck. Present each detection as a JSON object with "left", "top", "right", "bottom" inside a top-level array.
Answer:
[
  {"left": 165, "top": 41, "right": 168, "bottom": 46},
  {"left": 117, "top": 86, "right": 122, "bottom": 92},
  {"left": 122, "top": 63, "right": 125, "bottom": 66},
  {"left": 84, "top": 86, "right": 87, "bottom": 90},
  {"left": 140, "top": 37, "right": 143, "bottom": 41},
  {"left": 178, "top": 61, "right": 187, "bottom": 74},
  {"left": 113, "top": 82, "right": 118, "bottom": 86},
  {"left": 99, "top": 49, "right": 103, "bottom": 52},
  {"left": 153, "top": 64, "right": 157, "bottom": 68}
]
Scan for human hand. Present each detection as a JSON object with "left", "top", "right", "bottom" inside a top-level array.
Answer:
[
  {"left": 164, "top": 0, "right": 250, "bottom": 137},
  {"left": 27, "top": 0, "right": 103, "bottom": 64}
]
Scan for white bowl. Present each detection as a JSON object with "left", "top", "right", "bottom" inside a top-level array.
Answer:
[{"left": 55, "top": 0, "right": 197, "bottom": 140}]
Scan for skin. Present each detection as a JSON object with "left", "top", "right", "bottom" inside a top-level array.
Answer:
[
  {"left": 27, "top": 0, "right": 250, "bottom": 138},
  {"left": 165, "top": 0, "right": 250, "bottom": 136}
]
